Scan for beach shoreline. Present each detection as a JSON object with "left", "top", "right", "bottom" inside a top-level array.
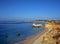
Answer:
[
  {"left": 15, "top": 21, "right": 60, "bottom": 44},
  {"left": 15, "top": 27, "right": 48, "bottom": 44}
]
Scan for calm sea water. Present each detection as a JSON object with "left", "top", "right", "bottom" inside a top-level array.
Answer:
[{"left": 0, "top": 22, "right": 45, "bottom": 44}]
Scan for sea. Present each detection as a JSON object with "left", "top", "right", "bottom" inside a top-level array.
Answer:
[{"left": 0, "top": 21, "right": 45, "bottom": 44}]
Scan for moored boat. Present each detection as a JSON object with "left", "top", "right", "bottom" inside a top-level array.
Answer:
[{"left": 32, "top": 23, "right": 42, "bottom": 28}]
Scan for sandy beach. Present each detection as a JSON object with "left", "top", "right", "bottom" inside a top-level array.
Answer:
[
  {"left": 15, "top": 27, "right": 49, "bottom": 44},
  {"left": 15, "top": 22, "right": 54, "bottom": 44},
  {"left": 15, "top": 22, "right": 60, "bottom": 44}
]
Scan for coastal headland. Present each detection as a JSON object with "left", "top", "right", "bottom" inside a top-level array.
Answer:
[{"left": 15, "top": 20, "right": 60, "bottom": 44}]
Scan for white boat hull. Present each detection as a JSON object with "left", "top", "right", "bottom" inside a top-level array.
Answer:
[{"left": 32, "top": 24, "right": 42, "bottom": 28}]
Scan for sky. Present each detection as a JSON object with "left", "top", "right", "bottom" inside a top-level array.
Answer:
[{"left": 0, "top": 0, "right": 60, "bottom": 21}]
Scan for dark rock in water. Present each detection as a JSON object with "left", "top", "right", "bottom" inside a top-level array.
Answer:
[
  {"left": 4, "top": 35, "right": 8, "bottom": 39},
  {"left": 16, "top": 33, "right": 21, "bottom": 37}
]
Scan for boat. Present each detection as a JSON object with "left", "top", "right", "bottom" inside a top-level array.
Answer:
[{"left": 32, "top": 23, "right": 42, "bottom": 28}]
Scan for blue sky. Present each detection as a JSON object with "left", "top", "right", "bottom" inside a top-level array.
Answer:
[{"left": 0, "top": 0, "right": 60, "bottom": 21}]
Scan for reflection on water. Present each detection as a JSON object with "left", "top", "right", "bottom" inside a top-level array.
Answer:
[
  {"left": 32, "top": 26, "right": 42, "bottom": 28},
  {"left": 0, "top": 22, "right": 45, "bottom": 44}
]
